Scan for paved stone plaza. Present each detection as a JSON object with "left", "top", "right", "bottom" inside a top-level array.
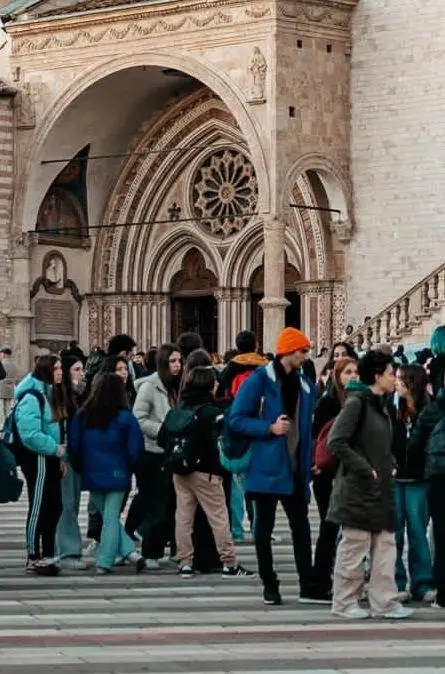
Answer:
[{"left": 0, "top": 494, "right": 443, "bottom": 673}]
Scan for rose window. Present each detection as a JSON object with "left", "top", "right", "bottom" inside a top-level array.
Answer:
[{"left": 193, "top": 149, "right": 258, "bottom": 237}]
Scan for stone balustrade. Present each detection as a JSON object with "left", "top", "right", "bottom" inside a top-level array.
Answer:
[{"left": 350, "top": 263, "right": 445, "bottom": 351}]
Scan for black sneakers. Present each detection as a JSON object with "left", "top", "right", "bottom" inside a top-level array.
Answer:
[
  {"left": 263, "top": 587, "right": 283, "bottom": 605},
  {"left": 222, "top": 564, "right": 255, "bottom": 578},
  {"left": 179, "top": 565, "right": 195, "bottom": 579},
  {"left": 298, "top": 589, "right": 332, "bottom": 605}
]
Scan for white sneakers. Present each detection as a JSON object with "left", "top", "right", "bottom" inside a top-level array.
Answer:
[
  {"left": 397, "top": 590, "right": 411, "bottom": 603},
  {"left": 372, "top": 605, "right": 413, "bottom": 619},
  {"left": 333, "top": 606, "right": 370, "bottom": 620},
  {"left": 333, "top": 604, "right": 413, "bottom": 620},
  {"left": 60, "top": 557, "right": 87, "bottom": 571}
]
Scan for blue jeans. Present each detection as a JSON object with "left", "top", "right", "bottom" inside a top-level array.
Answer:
[
  {"left": 90, "top": 491, "right": 134, "bottom": 570},
  {"left": 230, "top": 474, "right": 246, "bottom": 540},
  {"left": 56, "top": 465, "right": 82, "bottom": 558},
  {"left": 394, "top": 481, "right": 434, "bottom": 599}
]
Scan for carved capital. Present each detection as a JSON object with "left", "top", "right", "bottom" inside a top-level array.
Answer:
[
  {"left": 329, "top": 218, "right": 353, "bottom": 244},
  {"left": 12, "top": 231, "right": 38, "bottom": 259}
]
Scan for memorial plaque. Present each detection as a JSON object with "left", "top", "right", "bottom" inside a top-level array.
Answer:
[{"left": 35, "top": 299, "right": 74, "bottom": 336}]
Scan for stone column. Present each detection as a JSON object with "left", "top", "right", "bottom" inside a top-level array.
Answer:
[
  {"left": 151, "top": 293, "right": 170, "bottom": 346},
  {"left": 215, "top": 288, "right": 231, "bottom": 356},
  {"left": 9, "top": 232, "right": 38, "bottom": 375},
  {"left": 296, "top": 280, "right": 335, "bottom": 353},
  {"left": 260, "top": 217, "right": 289, "bottom": 352}
]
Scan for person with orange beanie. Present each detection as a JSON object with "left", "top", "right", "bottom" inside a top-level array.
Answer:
[{"left": 229, "top": 327, "right": 321, "bottom": 606}]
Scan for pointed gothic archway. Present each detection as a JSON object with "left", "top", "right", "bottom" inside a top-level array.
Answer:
[{"left": 170, "top": 249, "right": 218, "bottom": 353}]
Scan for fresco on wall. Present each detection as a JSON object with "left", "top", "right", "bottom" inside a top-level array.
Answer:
[{"left": 36, "top": 145, "right": 89, "bottom": 239}]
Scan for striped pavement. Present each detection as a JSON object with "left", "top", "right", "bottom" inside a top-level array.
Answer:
[{"left": 0, "top": 492, "right": 444, "bottom": 673}]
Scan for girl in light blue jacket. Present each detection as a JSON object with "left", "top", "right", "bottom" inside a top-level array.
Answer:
[{"left": 14, "top": 355, "right": 67, "bottom": 576}]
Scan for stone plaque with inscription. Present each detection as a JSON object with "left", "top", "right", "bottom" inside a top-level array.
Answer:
[{"left": 35, "top": 299, "right": 74, "bottom": 336}]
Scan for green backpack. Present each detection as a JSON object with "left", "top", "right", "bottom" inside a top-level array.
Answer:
[{"left": 0, "top": 442, "right": 23, "bottom": 504}]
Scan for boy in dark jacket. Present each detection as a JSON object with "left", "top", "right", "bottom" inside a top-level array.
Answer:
[
  {"left": 328, "top": 351, "right": 413, "bottom": 620},
  {"left": 229, "top": 327, "right": 317, "bottom": 606}
]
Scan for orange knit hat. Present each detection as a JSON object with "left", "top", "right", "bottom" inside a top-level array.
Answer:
[{"left": 276, "top": 327, "right": 311, "bottom": 356}]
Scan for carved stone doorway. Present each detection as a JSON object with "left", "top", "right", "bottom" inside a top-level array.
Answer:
[
  {"left": 251, "top": 261, "right": 301, "bottom": 351},
  {"left": 170, "top": 248, "right": 218, "bottom": 353}
]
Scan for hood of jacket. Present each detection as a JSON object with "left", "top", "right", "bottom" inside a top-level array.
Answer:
[
  {"left": 15, "top": 373, "right": 49, "bottom": 399},
  {"left": 134, "top": 371, "right": 166, "bottom": 394},
  {"left": 231, "top": 352, "right": 269, "bottom": 367}
]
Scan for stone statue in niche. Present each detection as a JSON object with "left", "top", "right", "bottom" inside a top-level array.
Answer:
[
  {"left": 44, "top": 255, "right": 64, "bottom": 290},
  {"left": 249, "top": 47, "right": 267, "bottom": 102}
]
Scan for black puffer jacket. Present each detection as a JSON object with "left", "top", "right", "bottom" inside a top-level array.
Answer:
[
  {"left": 408, "top": 389, "right": 445, "bottom": 479},
  {"left": 388, "top": 401, "right": 427, "bottom": 481},
  {"left": 327, "top": 383, "right": 396, "bottom": 533}
]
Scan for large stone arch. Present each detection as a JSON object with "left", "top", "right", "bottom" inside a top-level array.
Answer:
[
  {"left": 17, "top": 51, "right": 270, "bottom": 234},
  {"left": 275, "top": 153, "right": 353, "bottom": 348}
]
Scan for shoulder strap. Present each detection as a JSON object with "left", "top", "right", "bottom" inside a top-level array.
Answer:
[
  {"left": 16, "top": 390, "right": 45, "bottom": 413},
  {"left": 15, "top": 390, "right": 46, "bottom": 430}
]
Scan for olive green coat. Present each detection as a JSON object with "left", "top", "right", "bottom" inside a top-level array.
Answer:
[{"left": 327, "top": 384, "right": 396, "bottom": 533}]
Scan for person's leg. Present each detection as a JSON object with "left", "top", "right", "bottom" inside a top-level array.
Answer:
[
  {"left": 94, "top": 491, "right": 127, "bottom": 570},
  {"left": 41, "top": 460, "right": 63, "bottom": 560},
  {"left": 173, "top": 474, "right": 198, "bottom": 568},
  {"left": 56, "top": 466, "right": 83, "bottom": 559},
  {"left": 312, "top": 472, "right": 339, "bottom": 594},
  {"left": 125, "top": 492, "right": 143, "bottom": 538},
  {"left": 332, "top": 527, "right": 371, "bottom": 614},
  {"left": 280, "top": 488, "right": 314, "bottom": 596},
  {"left": 368, "top": 530, "right": 399, "bottom": 614},
  {"left": 429, "top": 477, "right": 445, "bottom": 606},
  {"left": 87, "top": 493, "right": 103, "bottom": 542},
  {"left": 253, "top": 494, "right": 278, "bottom": 590},
  {"left": 405, "top": 482, "right": 434, "bottom": 600},
  {"left": 230, "top": 474, "right": 246, "bottom": 541},
  {"left": 193, "top": 472, "right": 237, "bottom": 568},
  {"left": 22, "top": 454, "right": 45, "bottom": 561},
  {"left": 138, "top": 453, "right": 169, "bottom": 560},
  {"left": 394, "top": 482, "right": 408, "bottom": 593}
]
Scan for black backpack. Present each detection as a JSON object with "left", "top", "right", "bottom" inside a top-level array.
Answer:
[
  {"left": 2, "top": 390, "right": 46, "bottom": 468},
  {"left": 85, "top": 350, "right": 106, "bottom": 388},
  {"left": 158, "top": 405, "right": 208, "bottom": 476}
]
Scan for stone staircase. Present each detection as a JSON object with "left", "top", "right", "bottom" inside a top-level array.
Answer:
[{"left": 350, "top": 262, "right": 445, "bottom": 352}]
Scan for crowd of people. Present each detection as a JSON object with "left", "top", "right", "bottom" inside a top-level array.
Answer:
[{"left": 3, "top": 323, "right": 445, "bottom": 621}]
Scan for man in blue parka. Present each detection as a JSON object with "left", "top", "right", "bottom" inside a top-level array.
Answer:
[{"left": 229, "top": 327, "right": 321, "bottom": 606}]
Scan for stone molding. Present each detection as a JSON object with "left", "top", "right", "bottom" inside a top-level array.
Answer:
[
  {"left": 9, "top": 2, "right": 273, "bottom": 56},
  {"left": 278, "top": 1, "right": 358, "bottom": 31},
  {"left": 295, "top": 279, "right": 337, "bottom": 295}
]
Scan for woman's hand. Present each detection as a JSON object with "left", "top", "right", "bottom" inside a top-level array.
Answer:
[{"left": 60, "top": 461, "right": 69, "bottom": 478}]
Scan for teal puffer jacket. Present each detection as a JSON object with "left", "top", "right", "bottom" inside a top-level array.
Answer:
[{"left": 14, "top": 374, "right": 61, "bottom": 456}]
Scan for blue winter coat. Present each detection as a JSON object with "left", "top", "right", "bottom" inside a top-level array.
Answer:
[
  {"left": 68, "top": 409, "right": 144, "bottom": 492},
  {"left": 14, "top": 374, "right": 61, "bottom": 456},
  {"left": 229, "top": 361, "right": 316, "bottom": 500}
]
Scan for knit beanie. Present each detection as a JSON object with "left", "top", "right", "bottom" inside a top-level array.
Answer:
[{"left": 276, "top": 327, "right": 311, "bottom": 356}]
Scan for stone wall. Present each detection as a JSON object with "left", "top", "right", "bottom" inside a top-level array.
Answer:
[{"left": 349, "top": 0, "right": 445, "bottom": 326}]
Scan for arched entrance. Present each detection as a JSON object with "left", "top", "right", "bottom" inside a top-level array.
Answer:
[
  {"left": 170, "top": 249, "right": 218, "bottom": 353},
  {"left": 251, "top": 261, "right": 301, "bottom": 350}
]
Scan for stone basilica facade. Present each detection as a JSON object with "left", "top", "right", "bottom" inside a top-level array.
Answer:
[{"left": 0, "top": 0, "right": 442, "bottom": 370}]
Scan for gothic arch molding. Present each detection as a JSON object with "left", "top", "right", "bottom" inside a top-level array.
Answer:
[
  {"left": 146, "top": 227, "right": 223, "bottom": 293},
  {"left": 222, "top": 219, "right": 303, "bottom": 288},
  {"left": 281, "top": 153, "right": 352, "bottom": 222},
  {"left": 17, "top": 51, "right": 270, "bottom": 236},
  {"left": 92, "top": 89, "right": 248, "bottom": 294}
]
